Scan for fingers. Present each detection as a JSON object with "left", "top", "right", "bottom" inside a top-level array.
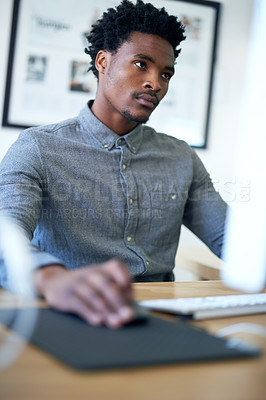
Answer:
[
  {"left": 78, "top": 261, "right": 134, "bottom": 328},
  {"left": 86, "top": 260, "right": 132, "bottom": 304},
  {"left": 103, "top": 259, "right": 133, "bottom": 291},
  {"left": 103, "top": 259, "right": 133, "bottom": 302},
  {"left": 66, "top": 294, "right": 104, "bottom": 326},
  {"left": 41, "top": 260, "right": 134, "bottom": 329}
]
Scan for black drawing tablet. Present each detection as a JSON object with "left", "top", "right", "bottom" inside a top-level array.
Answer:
[{"left": 0, "top": 307, "right": 261, "bottom": 370}]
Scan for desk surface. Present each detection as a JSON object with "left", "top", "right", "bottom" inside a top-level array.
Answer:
[{"left": 0, "top": 281, "right": 266, "bottom": 400}]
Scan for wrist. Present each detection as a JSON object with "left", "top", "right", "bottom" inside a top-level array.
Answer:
[{"left": 34, "top": 264, "right": 66, "bottom": 297}]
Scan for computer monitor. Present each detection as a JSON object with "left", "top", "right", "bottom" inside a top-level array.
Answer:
[{"left": 221, "top": 0, "right": 266, "bottom": 292}]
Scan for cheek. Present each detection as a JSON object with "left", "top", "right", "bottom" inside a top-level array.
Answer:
[
  {"left": 160, "top": 83, "right": 169, "bottom": 99},
  {"left": 117, "top": 72, "right": 136, "bottom": 89},
  {"left": 108, "top": 73, "right": 134, "bottom": 94},
  {"left": 114, "top": 65, "right": 140, "bottom": 85},
  {"left": 106, "top": 65, "right": 143, "bottom": 98}
]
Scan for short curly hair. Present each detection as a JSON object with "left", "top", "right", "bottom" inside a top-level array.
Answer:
[{"left": 85, "top": 0, "right": 186, "bottom": 78}]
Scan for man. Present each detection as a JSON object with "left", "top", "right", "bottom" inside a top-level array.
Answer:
[{"left": 0, "top": 0, "right": 227, "bottom": 328}]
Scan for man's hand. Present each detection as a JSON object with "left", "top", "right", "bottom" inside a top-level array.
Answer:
[{"left": 34, "top": 259, "right": 134, "bottom": 328}]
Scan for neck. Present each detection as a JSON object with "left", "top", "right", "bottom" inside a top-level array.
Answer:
[{"left": 91, "top": 95, "right": 138, "bottom": 136}]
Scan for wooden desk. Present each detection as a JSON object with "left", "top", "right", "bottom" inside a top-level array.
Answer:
[{"left": 0, "top": 281, "right": 265, "bottom": 400}]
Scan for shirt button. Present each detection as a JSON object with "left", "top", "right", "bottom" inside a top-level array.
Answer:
[
  {"left": 122, "top": 164, "right": 126, "bottom": 171},
  {"left": 146, "top": 261, "right": 150, "bottom": 266},
  {"left": 127, "top": 236, "right": 132, "bottom": 242},
  {"left": 171, "top": 194, "right": 177, "bottom": 200},
  {"left": 118, "top": 139, "right": 122, "bottom": 145},
  {"left": 132, "top": 146, "right": 136, "bottom": 151},
  {"left": 129, "top": 198, "right": 133, "bottom": 205},
  {"left": 103, "top": 144, "right": 108, "bottom": 148}
]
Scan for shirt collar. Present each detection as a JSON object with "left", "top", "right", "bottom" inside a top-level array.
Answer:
[{"left": 78, "top": 101, "right": 143, "bottom": 153}]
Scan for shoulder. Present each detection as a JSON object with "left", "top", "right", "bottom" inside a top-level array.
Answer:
[
  {"left": 12, "top": 116, "right": 84, "bottom": 159},
  {"left": 0, "top": 116, "right": 81, "bottom": 169},
  {"left": 142, "top": 124, "right": 194, "bottom": 157},
  {"left": 19, "top": 115, "right": 81, "bottom": 142},
  {"left": 141, "top": 125, "right": 209, "bottom": 180}
]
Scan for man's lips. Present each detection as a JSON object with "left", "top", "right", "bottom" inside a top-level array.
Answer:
[{"left": 135, "top": 92, "right": 159, "bottom": 108}]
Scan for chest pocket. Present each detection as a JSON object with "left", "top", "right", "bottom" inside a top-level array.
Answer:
[
  {"left": 151, "top": 188, "right": 182, "bottom": 220},
  {"left": 137, "top": 180, "right": 187, "bottom": 243}
]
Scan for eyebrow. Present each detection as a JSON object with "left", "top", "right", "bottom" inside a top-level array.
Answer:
[{"left": 134, "top": 53, "right": 175, "bottom": 74}]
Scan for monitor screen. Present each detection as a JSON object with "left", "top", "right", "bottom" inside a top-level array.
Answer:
[{"left": 221, "top": 0, "right": 266, "bottom": 292}]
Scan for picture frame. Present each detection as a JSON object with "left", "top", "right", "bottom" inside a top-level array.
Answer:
[{"left": 2, "top": 0, "right": 220, "bottom": 148}]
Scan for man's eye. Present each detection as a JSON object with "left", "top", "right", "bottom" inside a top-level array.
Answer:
[
  {"left": 135, "top": 61, "right": 146, "bottom": 69},
  {"left": 162, "top": 72, "right": 172, "bottom": 80}
]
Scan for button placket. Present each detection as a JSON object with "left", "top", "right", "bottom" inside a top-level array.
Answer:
[
  {"left": 120, "top": 146, "right": 138, "bottom": 248},
  {"left": 118, "top": 137, "right": 151, "bottom": 274}
]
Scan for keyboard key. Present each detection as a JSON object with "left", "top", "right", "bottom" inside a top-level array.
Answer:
[{"left": 140, "top": 293, "right": 266, "bottom": 320}]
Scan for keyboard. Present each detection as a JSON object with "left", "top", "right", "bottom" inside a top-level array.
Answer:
[{"left": 140, "top": 293, "right": 266, "bottom": 320}]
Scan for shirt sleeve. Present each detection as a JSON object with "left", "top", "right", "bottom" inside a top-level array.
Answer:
[
  {"left": 182, "top": 148, "right": 228, "bottom": 258},
  {"left": 0, "top": 130, "right": 65, "bottom": 290}
]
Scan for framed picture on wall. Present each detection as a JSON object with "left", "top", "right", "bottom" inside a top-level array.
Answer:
[{"left": 2, "top": 0, "right": 220, "bottom": 148}]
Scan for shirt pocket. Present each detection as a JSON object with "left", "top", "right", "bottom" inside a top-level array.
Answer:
[{"left": 147, "top": 188, "right": 186, "bottom": 244}]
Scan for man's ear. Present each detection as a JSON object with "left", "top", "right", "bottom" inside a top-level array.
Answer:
[{"left": 95, "top": 50, "right": 108, "bottom": 75}]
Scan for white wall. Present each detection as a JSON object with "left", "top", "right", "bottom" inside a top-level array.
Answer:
[
  {"left": 0, "top": 0, "right": 255, "bottom": 248},
  {"left": 180, "top": 0, "right": 255, "bottom": 247},
  {"left": 0, "top": 0, "right": 20, "bottom": 160},
  {"left": 198, "top": 0, "right": 255, "bottom": 186}
]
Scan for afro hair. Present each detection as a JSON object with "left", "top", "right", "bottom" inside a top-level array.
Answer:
[{"left": 85, "top": 0, "right": 186, "bottom": 78}]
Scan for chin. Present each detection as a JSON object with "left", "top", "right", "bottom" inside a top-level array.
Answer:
[{"left": 122, "top": 110, "right": 151, "bottom": 124}]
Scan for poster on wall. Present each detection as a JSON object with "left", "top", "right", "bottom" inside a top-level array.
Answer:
[{"left": 2, "top": 0, "right": 220, "bottom": 148}]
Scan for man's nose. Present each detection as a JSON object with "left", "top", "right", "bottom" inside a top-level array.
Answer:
[{"left": 143, "top": 73, "right": 162, "bottom": 92}]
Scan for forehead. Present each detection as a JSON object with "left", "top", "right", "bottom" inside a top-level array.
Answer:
[{"left": 113, "top": 31, "right": 175, "bottom": 66}]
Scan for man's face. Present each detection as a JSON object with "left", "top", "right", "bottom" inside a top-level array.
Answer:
[{"left": 96, "top": 31, "right": 175, "bottom": 127}]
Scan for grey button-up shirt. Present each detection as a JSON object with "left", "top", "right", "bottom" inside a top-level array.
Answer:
[{"left": 0, "top": 101, "right": 227, "bottom": 285}]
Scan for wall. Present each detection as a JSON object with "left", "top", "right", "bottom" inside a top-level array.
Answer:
[
  {"left": 180, "top": 0, "right": 255, "bottom": 247},
  {"left": 0, "top": 0, "right": 255, "bottom": 250},
  {"left": 0, "top": 0, "right": 20, "bottom": 160}
]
